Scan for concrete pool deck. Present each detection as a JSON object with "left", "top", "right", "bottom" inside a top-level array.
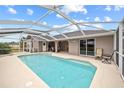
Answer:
[{"left": 0, "top": 52, "right": 124, "bottom": 88}]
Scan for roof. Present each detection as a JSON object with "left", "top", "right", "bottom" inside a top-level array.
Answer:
[
  {"left": 0, "top": 28, "right": 46, "bottom": 35},
  {"left": 24, "top": 35, "right": 46, "bottom": 42},
  {"left": 25, "top": 30, "right": 115, "bottom": 41},
  {"left": 54, "top": 30, "right": 114, "bottom": 38},
  {"left": 31, "top": 36, "right": 46, "bottom": 41},
  {"left": 0, "top": 26, "right": 115, "bottom": 41}
]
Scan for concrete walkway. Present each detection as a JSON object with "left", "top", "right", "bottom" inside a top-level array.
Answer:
[
  {"left": 0, "top": 52, "right": 124, "bottom": 88},
  {"left": 0, "top": 53, "right": 48, "bottom": 88}
]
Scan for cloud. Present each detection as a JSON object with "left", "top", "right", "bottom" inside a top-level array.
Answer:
[
  {"left": 93, "top": 17, "right": 103, "bottom": 29},
  {"left": 27, "top": 8, "right": 34, "bottom": 15},
  {"left": 7, "top": 7, "right": 17, "bottom": 14},
  {"left": 52, "top": 19, "right": 87, "bottom": 34},
  {"left": 13, "top": 18, "right": 25, "bottom": 21},
  {"left": 114, "top": 5, "right": 124, "bottom": 11},
  {"left": 52, "top": 23, "right": 77, "bottom": 33},
  {"left": 42, "top": 21, "right": 47, "bottom": 25},
  {"left": 52, "top": 20, "right": 86, "bottom": 33},
  {"left": 73, "top": 19, "right": 84, "bottom": 23},
  {"left": 94, "top": 17, "right": 100, "bottom": 22},
  {"left": 104, "top": 5, "right": 124, "bottom": 12},
  {"left": 60, "top": 5, "right": 88, "bottom": 15},
  {"left": 53, "top": 19, "right": 84, "bottom": 28},
  {"left": 56, "top": 14, "right": 63, "bottom": 18},
  {"left": 92, "top": 24, "right": 103, "bottom": 29},
  {"left": 53, "top": 24, "right": 68, "bottom": 28},
  {"left": 86, "top": 17, "right": 90, "bottom": 20},
  {"left": 104, "top": 16, "right": 112, "bottom": 22},
  {"left": 104, "top": 6, "right": 112, "bottom": 11}
]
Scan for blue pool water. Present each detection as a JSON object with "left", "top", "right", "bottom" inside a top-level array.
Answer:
[{"left": 18, "top": 54, "right": 96, "bottom": 88}]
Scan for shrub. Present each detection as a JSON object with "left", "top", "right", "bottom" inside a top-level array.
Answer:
[{"left": 0, "top": 43, "right": 11, "bottom": 54}]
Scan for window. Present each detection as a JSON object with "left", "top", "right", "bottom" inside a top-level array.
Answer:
[{"left": 80, "top": 39, "right": 95, "bottom": 56}]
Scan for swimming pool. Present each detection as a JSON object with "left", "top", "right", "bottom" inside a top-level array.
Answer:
[{"left": 18, "top": 54, "right": 96, "bottom": 88}]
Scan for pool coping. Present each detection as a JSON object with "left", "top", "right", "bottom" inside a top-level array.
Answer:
[
  {"left": 51, "top": 53, "right": 124, "bottom": 88},
  {"left": 18, "top": 53, "right": 97, "bottom": 88},
  {"left": 0, "top": 52, "right": 124, "bottom": 88},
  {"left": 16, "top": 54, "right": 50, "bottom": 88}
]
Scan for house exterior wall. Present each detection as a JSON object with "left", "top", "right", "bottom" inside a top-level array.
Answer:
[
  {"left": 33, "top": 40, "right": 39, "bottom": 52},
  {"left": 39, "top": 41, "right": 43, "bottom": 52},
  {"left": 68, "top": 35, "right": 114, "bottom": 56},
  {"left": 96, "top": 36, "right": 114, "bottom": 55},
  {"left": 42, "top": 41, "right": 47, "bottom": 52},
  {"left": 46, "top": 42, "right": 49, "bottom": 51},
  {"left": 24, "top": 39, "right": 31, "bottom": 52},
  {"left": 24, "top": 35, "right": 114, "bottom": 55},
  {"left": 68, "top": 39, "right": 79, "bottom": 55}
]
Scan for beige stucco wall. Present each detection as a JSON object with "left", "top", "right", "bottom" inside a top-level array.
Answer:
[
  {"left": 96, "top": 36, "right": 114, "bottom": 55},
  {"left": 32, "top": 39, "right": 39, "bottom": 52},
  {"left": 68, "top": 39, "right": 79, "bottom": 55},
  {"left": 24, "top": 35, "right": 114, "bottom": 55},
  {"left": 24, "top": 39, "right": 31, "bottom": 52},
  {"left": 68, "top": 35, "right": 114, "bottom": 56},
  {"left": 42, "top": 41, "right": 47, "bottom": 52},
  {"left": 24, "top": 38, "right": 45, "bottom": 52},
  {"left": 46, "top": 42, "right": 49, "bottom": 51}
]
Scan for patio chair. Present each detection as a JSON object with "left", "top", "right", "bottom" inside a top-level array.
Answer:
[
  {"left": 95, "top": 48, "right": 103, "bottom": 60},
  {"left": 101, "top": 50, "right": 116, "bottom": 64}
]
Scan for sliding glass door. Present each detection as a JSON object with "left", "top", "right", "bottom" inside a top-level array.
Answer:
[
  {"left": 80, "top": 39, "right": 95, "bottom": 56},
  {"left": 87, "top": 39, "right": 95, "bottom": 56},
  {"left": 80, "top": 40, "right": 86, "bottom": 55}
]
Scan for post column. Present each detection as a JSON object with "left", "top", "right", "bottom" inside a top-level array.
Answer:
[
  {"left": 119, "top": 21, "right": 123, "bottom": 74},
  {"left": 55, "top": 41, "right": 58, "bottom": 52},
  {"left": 23, "top": 41, "right": 25, "bottom": 52}
]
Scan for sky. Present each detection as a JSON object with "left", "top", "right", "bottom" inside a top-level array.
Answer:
[{"left": 0, "top": 5, "right": 124, "bottom": 42}]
